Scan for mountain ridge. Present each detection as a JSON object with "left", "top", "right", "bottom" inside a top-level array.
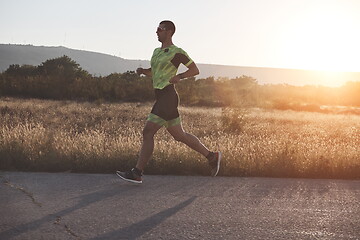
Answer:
[{"left": 1, "top": 44, "right": 359, "bottom": 86}]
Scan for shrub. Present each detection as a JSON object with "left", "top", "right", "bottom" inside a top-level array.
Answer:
[{"left": 221, "top": 107, "right": 247, "bottom": 134}]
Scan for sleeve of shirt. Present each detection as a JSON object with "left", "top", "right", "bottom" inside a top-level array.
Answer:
[
  {"left": 171, "top": 48, "right": 194, "bottom": 68},
  {"left": 181, "top": 49, "right": 193, "bottom": 67}
]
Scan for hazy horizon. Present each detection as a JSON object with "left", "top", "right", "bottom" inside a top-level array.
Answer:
[
  {"left": 2, "top": 43, "right": 360, "bottom": 87},
  {"left": 1, "top": 0, "right": 359, "bottom": 82},
  {"left": 3, "top": 43, "right": 360, "bottom": 74}
]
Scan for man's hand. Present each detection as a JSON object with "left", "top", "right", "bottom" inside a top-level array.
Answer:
[
  {"left": 169, "top": 74, "right": 181, "bottom": 84},
  {"left": 136, "top": 68, "right": 152, "bottom": 77},
  {"left": 169, "top": 63, "right": 199, "bottom": 84},
  {"left": 136, "top": 67, "right": 144, "bottom": 75}
]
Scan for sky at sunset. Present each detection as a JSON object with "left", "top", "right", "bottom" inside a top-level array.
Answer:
[{"left": 1, "top": 0, "right": 359, "bottom": 73}]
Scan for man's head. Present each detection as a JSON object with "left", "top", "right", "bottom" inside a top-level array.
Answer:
[
  {"left": 159, "top": 20, "right": 175, "bottom": 35},
  {"left": 156, "top": 20, "right": 176, "bottom": 43}
]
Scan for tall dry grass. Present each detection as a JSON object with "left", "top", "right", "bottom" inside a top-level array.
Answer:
[{"left": 0, "top": 97, "right": 359, "bottom": 179}]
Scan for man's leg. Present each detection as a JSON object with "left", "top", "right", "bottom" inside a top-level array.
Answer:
[
  {"left": 116, "top": 120, "right": 162, "bottom": 183},
  {"left": 166, "top": 123, "right": 210, "bottom": 157},
  {"left": 167, "top": 123, "right": 222, "bottom": 176},
  {"left": 135, "top": 121, "right": 163, "bottom": 171}
]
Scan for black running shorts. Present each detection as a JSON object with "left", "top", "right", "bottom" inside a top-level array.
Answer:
[{"left": 147, "top": 84, "right": 181, "bottom": 128}]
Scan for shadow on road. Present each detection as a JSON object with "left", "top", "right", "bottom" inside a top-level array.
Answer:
[
  {"left": 89, "top": 196, "right": 197, "bottom": 240},
  {"left": 0, "top": 184, "right": 136, "bottom": 239}
]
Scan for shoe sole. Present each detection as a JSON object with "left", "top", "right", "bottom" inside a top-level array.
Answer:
[
  {"left": 212, "top": 152, "right": 222, "bottom": 177},
  {"left": 116, "top": 171, "right": 142, "bottom": 184}
]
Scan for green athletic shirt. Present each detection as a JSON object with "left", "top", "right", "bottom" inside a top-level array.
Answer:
[{"left": 151, "top": 45, "right": 193, "bottom": 89}]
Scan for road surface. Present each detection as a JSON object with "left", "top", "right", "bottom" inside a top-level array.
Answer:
[{"left": 1, "top": 171, "right": 359, "bottom": 239}]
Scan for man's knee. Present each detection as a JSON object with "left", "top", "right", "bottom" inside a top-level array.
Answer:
[
  {"left": 142, "top": 120, "right": 163, "bottom": 138},
  {"left": 172, "top": 132, "right": 186, "bottom": 143}
]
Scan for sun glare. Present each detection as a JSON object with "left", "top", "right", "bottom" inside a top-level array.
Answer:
[{"left": 281, "top": 2, "right": 360, "bottom": 73}]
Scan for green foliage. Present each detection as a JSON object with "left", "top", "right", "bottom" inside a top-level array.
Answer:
[
  {"left": 216, "top": 76, "right": 258, "bottom": 107},
  {"left": 0, "top": 56, "right": 154, "bottom": 101},
  {"left": 5, "top": 64, "right": 37, "bottom": 76},
  {"left": 1, "top": 56, "right": 360, "bottom": 109},
  {"left": 0, "top": 56, "right": 91, "bottom": 99}
]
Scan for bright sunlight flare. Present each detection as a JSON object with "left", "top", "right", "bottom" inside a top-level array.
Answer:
[{"left": 280, "top": 1, "right": 360, "bottom": 73}]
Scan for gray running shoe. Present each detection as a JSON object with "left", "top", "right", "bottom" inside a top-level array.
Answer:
[
  {"left": 207, "top": 151, "right": 222, "bottom": 177},
  {"left": 116, "top": 168, "right": 142, "bottom": 184}
]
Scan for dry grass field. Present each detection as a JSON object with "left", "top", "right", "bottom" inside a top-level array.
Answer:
[{"left": 0, "top": 97, "right": 359, "bottom": 179}]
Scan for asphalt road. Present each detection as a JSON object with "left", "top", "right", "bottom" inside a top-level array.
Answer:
[{"left": 0, "top": 171, "right": 359, "bottom": 240}]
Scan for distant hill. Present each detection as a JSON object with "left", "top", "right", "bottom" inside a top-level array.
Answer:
[
  {"left": 1, "top": 44, "right": 359, "bottom": 86},
  {"left": 0, "top": 44, "right": 148, "bottom": 77}
]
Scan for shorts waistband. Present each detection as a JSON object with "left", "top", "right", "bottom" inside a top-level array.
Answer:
[{"left": 154, "top": 84, "right": 176, "bottom": 98}]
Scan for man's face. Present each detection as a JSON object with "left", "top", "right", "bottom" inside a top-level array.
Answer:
[{"left": 156, "top": 24, "right": 170, "bottom": 42}]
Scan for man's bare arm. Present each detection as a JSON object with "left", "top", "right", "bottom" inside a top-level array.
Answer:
[{"left": 169, "top": 62, "right": 199, "bottom": 84}]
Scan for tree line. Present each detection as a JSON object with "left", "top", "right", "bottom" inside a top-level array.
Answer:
[{"left": 0, "top": 56, "right": 359, "bottom": 109}]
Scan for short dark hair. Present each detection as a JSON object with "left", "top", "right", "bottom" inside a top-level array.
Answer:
[{"left": 160, "top": 20, "right": 176, "bottom": 35}]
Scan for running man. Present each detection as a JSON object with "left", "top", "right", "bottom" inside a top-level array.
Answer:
[{"left": 116, "top": 20, "right": 221, "bottom": 183}]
